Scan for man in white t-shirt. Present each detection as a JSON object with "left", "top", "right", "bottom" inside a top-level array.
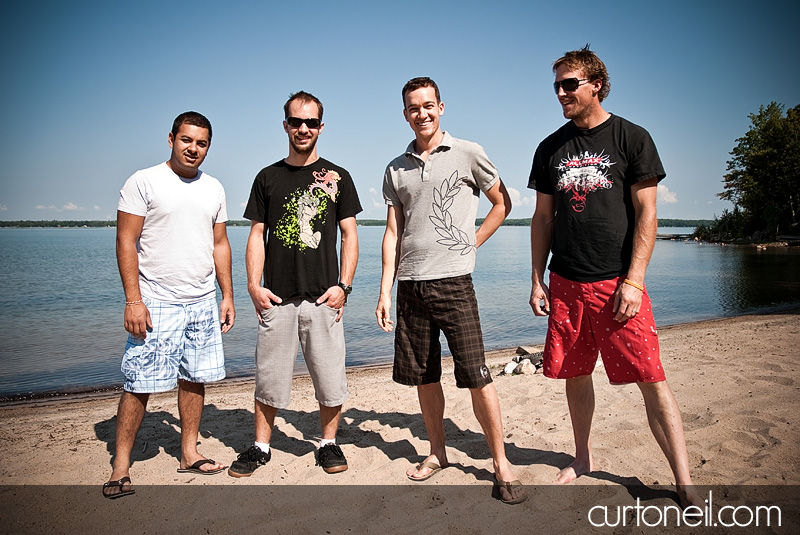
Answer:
[{"left": 102, "top": 112, "right": 235, "bottom": 499}]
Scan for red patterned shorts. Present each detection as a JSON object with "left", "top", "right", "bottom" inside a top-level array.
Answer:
[{"left": 543, "top": 272, "right": 666, "bottom": 384}]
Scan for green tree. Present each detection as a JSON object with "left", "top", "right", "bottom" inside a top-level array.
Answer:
[{"left": 719, "top": 102, "right": 800, "bottom": 239}]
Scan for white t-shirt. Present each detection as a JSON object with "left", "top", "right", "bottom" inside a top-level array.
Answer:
[{"left": 118, "top": 162, "right": 228, "bottom": 304}]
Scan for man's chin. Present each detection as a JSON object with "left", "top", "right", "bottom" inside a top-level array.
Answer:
[{"left": 291, "top": 141, "right": 316, "bottom": 155}]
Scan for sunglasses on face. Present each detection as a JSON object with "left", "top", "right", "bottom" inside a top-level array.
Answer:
[
  {"left": 553, "top": 78, "right": 590, "bottom": 93},
  {"left": 286, "top": 117, "right": 321, "bottom": 129}
]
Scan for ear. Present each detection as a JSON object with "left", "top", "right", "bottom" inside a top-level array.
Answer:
[
  {"left": 283, "top": 120, "right": 289, "bottom": 134},
  {"left": 438, "top": 101, "right": 445, "bottom": 116},
  {"left": 591, "top": 79, "right": 603, "bottom": 97},
  {"left": 168, "top": 131, "right": 174, "bottom": 148},
  {"left": 403, "top": 108, "right": 410, "bottom": 123},
  {"left": 318, "top": 121, "right": 325, "bottom": 135}
]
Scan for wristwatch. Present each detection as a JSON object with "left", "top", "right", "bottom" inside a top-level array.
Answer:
[{"left": 337, "top": 282, "right": 352, "bottom": 295}]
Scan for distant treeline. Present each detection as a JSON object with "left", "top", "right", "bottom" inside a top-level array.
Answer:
[
  {"left": 0, "top": 220, "right": 116, "bottom": 228},
  {"left": 2, "top": 218, "right": 711, "bottom": 228}
]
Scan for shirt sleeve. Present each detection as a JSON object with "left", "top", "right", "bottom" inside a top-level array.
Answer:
[
  {"left": 528, "top": 143, "right": 554, "bottom": 194},
  {"left": 118, "top": 171, "right": 149, "bottom": 216},
  {"left": 242, "top": 170, "right": 266, "bottom": 222},
  {"left": 470, "top": 144, "right": 500, "bottom": 193},
  {"left": 335, "top": 168, "right": 363, "bottom": 221},
  {"left": 382, "top": 166, "right": 401, "bottom": 206},
  {"left": 625, "top": 127, "right": 666, "bottom": 184},
  {"left": 216, "top": 184, "right": 229, "bottom": 223}
]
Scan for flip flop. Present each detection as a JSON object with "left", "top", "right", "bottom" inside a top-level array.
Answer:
[
  {"left": 494, "top": 478, "right": 528, "bottom": 505},
  {"left": 177, "top": 459, "right": 226, "bottom": 475},
  {"left": 102, "top": 476, "right": 135, "bottom": 499},
  {"left": 407, "top": 460, "right": 443, "bottom": 482}
]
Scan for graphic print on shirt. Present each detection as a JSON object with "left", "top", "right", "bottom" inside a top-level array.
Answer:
[
  {"left": 275, "top": 168, "right": 341, "bottom": 250},
  {"left": 429, "top": 170, "right": 475, "bottom": 256},
  {"left": 555, "top": 151, "right": 615, "bottom": 212}
]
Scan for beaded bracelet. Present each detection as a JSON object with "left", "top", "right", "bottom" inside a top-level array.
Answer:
[
  {"left": 125, "top": 300, "right": 143, "bottom": 306},
  {"left": 623, "top": 279, "right": 644, "bottom": 292}
]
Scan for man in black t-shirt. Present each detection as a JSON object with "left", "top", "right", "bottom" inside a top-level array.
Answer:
[
  {"left": 229, "top": 91, "right": 362, "bottom": 477},
  {"left": 528, "top": 46, "right": 701, "bottom": 508}
]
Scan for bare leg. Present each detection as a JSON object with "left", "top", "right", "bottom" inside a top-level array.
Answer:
[
  {"left": 637, "top": 380, "right": 702, "bottom": 507},
  {"left": 319, "top": 404, "right": 342, "bottom": 440},
  {"left": 470, "top": 383, "right": 525, "bottom": 503},
  {"left": 407, "top": 382, "right": 449, "bottom": 479},
  {"left": 178, "top": 379, "right": 225, "bottom": 471},
  {"left": 254, "top": 398, "right": 279, "bottom": 444},
  {"left": 105, "top": 391, "right": 149, "bottom": 496},
  {"left": 558, "top": 374, "right": 595, "bottom": 484}
]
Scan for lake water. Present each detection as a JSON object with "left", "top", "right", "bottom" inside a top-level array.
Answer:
[{"left": 1, "top": 226, "right": 799, "bottom": 398}]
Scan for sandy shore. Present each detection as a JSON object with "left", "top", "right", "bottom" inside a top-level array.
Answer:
[{"left": 1, "top": 311, "right": 798, "bottom": 533}]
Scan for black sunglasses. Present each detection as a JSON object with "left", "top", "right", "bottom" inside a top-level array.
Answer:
[
  {"left": 553, "top": 78, "right": 589, "bottom": 93},
  {"left": 286, "top": 117, "right": 321, "bottom": 129}
]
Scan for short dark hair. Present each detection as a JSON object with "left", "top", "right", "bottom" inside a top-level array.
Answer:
[
  {"left": 284, "top": 91, "right": 324, "bottom": 120},
  {"left": 171, "top": 111, "right": 212, "bottom": 140},
  {"left": 402, "top": 77, "right": 441, "bottom": 107},
  {"left": 553, "top": 45, "right": 611, "bottom": 102}
]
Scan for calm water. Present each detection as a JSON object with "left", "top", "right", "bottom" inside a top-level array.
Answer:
[{"left": 1, "top": 226, "right": 799, "bottom": 397}]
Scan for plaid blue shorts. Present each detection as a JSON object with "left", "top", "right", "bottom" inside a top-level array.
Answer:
[{"left": 121, "top": 296, "right": 225, "bottom": 393}]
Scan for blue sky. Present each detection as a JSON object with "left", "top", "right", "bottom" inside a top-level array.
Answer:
[{"left": 1, "top": 0, "right": 798, "bottom": 222}]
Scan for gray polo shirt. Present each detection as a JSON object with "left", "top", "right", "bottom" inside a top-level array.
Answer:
[{"left": 383, "top": 131, "right": 500, "bottom": 281}]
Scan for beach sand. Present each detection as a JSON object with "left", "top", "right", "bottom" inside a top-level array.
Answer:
[{"left": 1, "top": 311, "right": 798, "bottom": 533}]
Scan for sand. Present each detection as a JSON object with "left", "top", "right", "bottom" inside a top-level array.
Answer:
[{"left": 1, "top": 311, "right": 798, "bottom": 533}]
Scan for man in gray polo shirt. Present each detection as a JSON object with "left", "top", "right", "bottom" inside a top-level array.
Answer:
[{"left": 376, "top": 77, "right": 526, "bottom": 505}]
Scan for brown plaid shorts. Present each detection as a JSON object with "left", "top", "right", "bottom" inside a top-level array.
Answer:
[{"left": 393, "top": 274, "right": 492, "bottom": 389}]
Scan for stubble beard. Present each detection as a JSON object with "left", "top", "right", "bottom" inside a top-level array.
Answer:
[{"left": 290, "top": 136, "right": 317, "bottom": 155}]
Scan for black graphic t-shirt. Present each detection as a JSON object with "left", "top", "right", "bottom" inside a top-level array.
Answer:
[
  {"left": 528, "top": 114, "right": 665, "bottom": 282},
  {"left": 243, "top": 158, "right": 362, "bottom": 299}
]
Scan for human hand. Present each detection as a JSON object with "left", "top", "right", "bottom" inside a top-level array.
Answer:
[
  {"left": 249, "top": 286, "right": 282, "bottom": 323},
  {"left": 124, "top": 302, "right": 152, "bottom": 339},
  {"left": 219, "top": 297, "right": 235, "bottom": 333},
  {"left": 316, "top": 286, "right": 345, "bottom": 322},
  {"left": 376, "top": 295, "right": 394, "bottom": 332},
  {"left": 613, "top": 281, "right": 642, "bottom": 322},
  {"left": 529, "top": 283, "right": 550, "bottom": 316}
]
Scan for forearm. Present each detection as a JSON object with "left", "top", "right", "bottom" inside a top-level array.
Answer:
[
  {"left": 338, "top": 220, "right": 358, "bottom": 286},
  {"left": 627, "top": 179, "right": 659, "bottom": 284},
  {"left": 213, "top": 241, "right": 234, "bottom": 300},
  {"left": 627, "top": 207, "right": 657, "bottom": 284},
  {"left": 475, "top": 204, "right": 508, "bottom": 248},
  {"left": 530, "top": 214, "right": 553, "bottom": 285},
  {"left": 245, "top": 227, "right": 266, "bottom": 294},
  {"left": 116, "top": 240, "right": 142, "bottom": 301},
  {"left": 475, "top": 180, "right": 511, "bottom": 247},
  {"left": 379, "top": 225, "right": 402, "bottom": 296}
]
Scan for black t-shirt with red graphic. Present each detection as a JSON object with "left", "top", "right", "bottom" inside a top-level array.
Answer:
[{"left": 528, "top": 114, "right": 665, "bottom": 282}]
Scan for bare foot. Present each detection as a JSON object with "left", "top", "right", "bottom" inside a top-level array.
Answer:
[
  {"left": 677, "top": 483, "right": 703, "bottom": 509},
  {"left": 556, "top": 459, "right": 592, "bottom": 484},
  {"left": 406, "top": 455, "right": 447, "bottom": 481}
]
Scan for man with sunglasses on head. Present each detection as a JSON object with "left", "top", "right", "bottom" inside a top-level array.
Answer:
[
  {"left": 230, "top": 91, "right": 362, "bottom": 477},
  {"left": 528, "top": 46, "right": 701, "bottom": 507},
  {"left": 376, "top": 77, "right": 526, "bottom": 505}
]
